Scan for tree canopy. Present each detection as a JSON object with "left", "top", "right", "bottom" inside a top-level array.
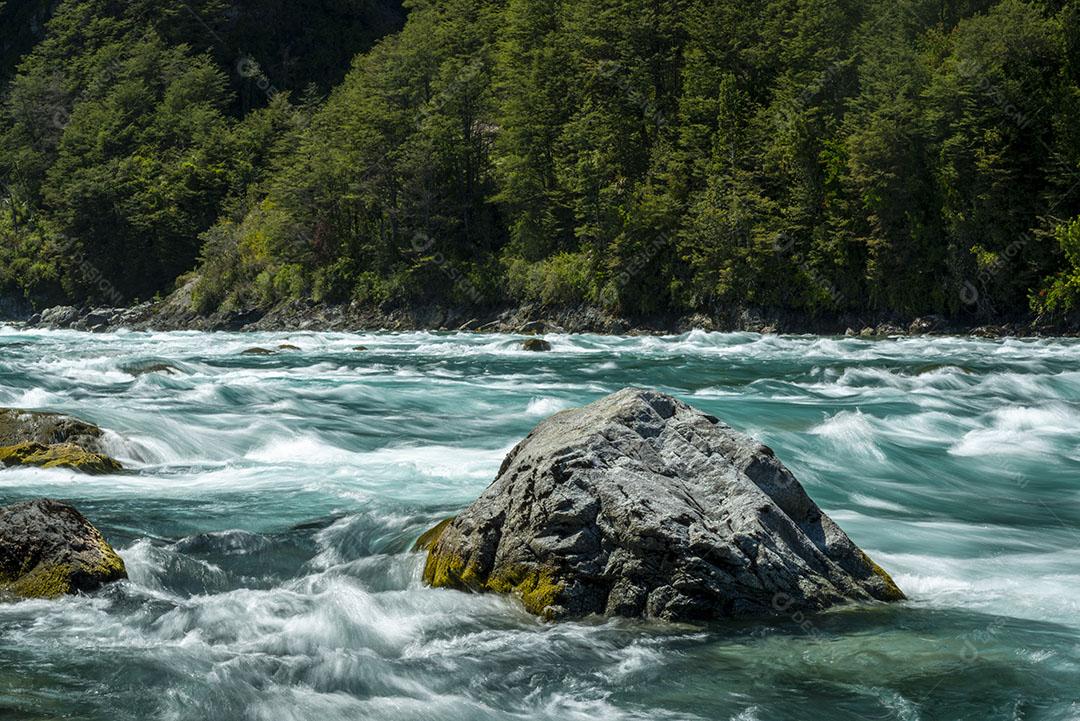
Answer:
[{"left": 2, "top": 0, "right": 1079, "bottom": 323}]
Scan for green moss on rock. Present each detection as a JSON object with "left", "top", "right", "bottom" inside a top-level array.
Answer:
[
  {"left": 0, "top": 442, "right": 122, "bottom": 474},
  {"left": 860, "top": 551, "right": 906, "bottom": 601},
  {"left": 486, "top": 564, "right": 564, "bottom": 618},
  {"left": 0, "top": 499, "right": 128, "bottom": 599},
  {"left": 413, "top": 517, "right": 454, "bottom": 552},
  {"left": 418, "top": 518, "right": 564, "bottom": 617},
  {"left": 6, "top": 563, "right": 75, "bottom": 598}
]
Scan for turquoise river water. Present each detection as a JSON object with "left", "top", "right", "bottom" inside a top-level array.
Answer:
[{"left": 0, "top": 327, "right": 1078, "bottom": 720}]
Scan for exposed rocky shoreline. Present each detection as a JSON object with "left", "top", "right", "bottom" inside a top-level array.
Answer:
[{"left": 6, "top": 295, "right": 1076, "bottom": 338}]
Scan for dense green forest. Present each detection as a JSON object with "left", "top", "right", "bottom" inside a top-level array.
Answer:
[{"left": 2, "top": 0, "right": 1079, "bottom": 322}]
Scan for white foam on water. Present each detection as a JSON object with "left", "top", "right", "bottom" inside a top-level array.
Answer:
[
  {"left": 3, "top": 327, "right": 1080, "bottom": 720},
  {"left": 246, "top": 435, "right": 362, "bottom": 465},
  {"left": 810, "top": 410, "right": 887, "bottom": 463},
  {"left": 6, "top": 387, "right": 56, "bottom": 407},
  {"left": 526, "top": 396, "right": 575, "bottom": 416},
  {"left": 950, "top": 404, "right": 1080, "bottom": 458}
]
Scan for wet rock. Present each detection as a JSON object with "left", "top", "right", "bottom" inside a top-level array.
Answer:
[
  {"left": 683, "top": 314, "right": 716, "bottom": 333},
  {"left": 39, "top": 306, "right": 80, "bottom": 329},
  {"left": 0, "top": 408, "right": 107, "bottom": 450},
  {"left": 971, "top": 325, "right": 1005, "bottom": 338},
  {"left": 73, "top": 309, "right": 115, "bottom": 331},
  {"left": 518, "top": 320, "right": 548, "bottom": 335},
  {"left": 875, "top": 323, "right": 905, "bottom": 337},
  {"left": 908, "top": 315, "right": 946, "bottom": 335},
  {"left": 0, "top": 499, "right": 127, "bottom": 598},
  {"left": 419, "top": 388, "right": 904, "bottom": 621},
  {"left": 120, "top": 361, "right": 178, "bottom": 377},
  {"left": 522, "top": 338, "right": 552, "bottom": 352},
  {"left": 0, "top": 409, "right": 122, "bottom": 474},
  {"left": 0, "top": 442, "right": 122, "bottom": 474}
]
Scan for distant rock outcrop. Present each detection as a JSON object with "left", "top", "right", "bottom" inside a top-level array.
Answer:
[
  {"left": 419, "top": 388, "right": 903, "bottom": 621},
  {"left": 0, "top": 499, "right": 127, "bottom": 598}
]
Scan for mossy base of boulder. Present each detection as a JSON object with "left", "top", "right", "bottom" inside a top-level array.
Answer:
[
  {"left": 419, "top": 519, "right": 565, "bottom": 618},
  {"left": 5, "top": 562, "right": 74, "bottom": 598},
  {"left": 413, "top": 518, "right": 454, "bottom": 552},
  {"left": 0, "top": 442, "right": 122, "bottom": 475},
  {"left": 860, "top": 551, "right": 906, "bottom": 601}
]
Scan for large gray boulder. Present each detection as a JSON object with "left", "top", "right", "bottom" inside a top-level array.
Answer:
[
  {"left": 419, "top": 388, "right": 903, "bottom": 621},
  {"left": 0, "top": 499, "right": 127, "bottom": 598}
]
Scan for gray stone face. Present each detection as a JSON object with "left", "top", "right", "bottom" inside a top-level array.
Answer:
[
  {"left": 0, "top": 408, "right": 107, "bottom": 452},
  {"left": 38, "top": 306, "right": 80, "bottom": 328},
  {"left": 421, "top": 388, "right": 904, "bottom": 621},
  {"left": 0, "top": 499, "right": 127, "bottom": 598}
]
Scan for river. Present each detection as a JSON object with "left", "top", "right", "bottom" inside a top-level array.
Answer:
[{"left": 1, "top": 328, "right": 1077, "bottom": 720}]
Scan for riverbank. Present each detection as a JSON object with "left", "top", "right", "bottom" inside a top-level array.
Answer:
[{"left": 6, "top": 281, "right": 1078, "bottom": 338}]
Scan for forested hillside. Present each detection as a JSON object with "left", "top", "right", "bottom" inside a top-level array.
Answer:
[{"left": 3, "top": 0, "right": 1080, "bottom": 324}]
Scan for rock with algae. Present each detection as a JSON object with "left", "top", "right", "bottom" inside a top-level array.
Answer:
[
  {"left": 419, "top": 388, "right": 904, "bottom": 621},
  {"left": 0, "top": 499, "right": 127, "bottom": 598},
  {"left": 0, "top": 442, "right": 121, "bottom": 474},
  {"left": 0, "top": 408, "right": 105, "bottom": 449},
  {"left": 0, "top": 409, "right": 122, "bottom": 474}
]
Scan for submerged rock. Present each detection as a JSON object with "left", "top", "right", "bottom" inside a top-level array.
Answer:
[
  {"left": 0, "top": 409, "right": 122, "bottom": 474},
  {"left": 0, "top": 499, "right": 127, "bottom": 598},
  {"left": 419, "top": 388, "right": 903, "bottom": 621},
  {"left": 522, "top": 338, "right": 552, "bottom": 352},
  {"left": 120, "top": 361, "right": 178, "bottom": 377}
]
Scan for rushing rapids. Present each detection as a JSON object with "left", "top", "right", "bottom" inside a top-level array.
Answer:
[{"left": 0, "top": 327, "right": 1077, "bottom": 720}]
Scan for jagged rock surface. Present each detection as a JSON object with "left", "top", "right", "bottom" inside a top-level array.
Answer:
[
  {"left": 0, "top": 408, "right": 107, "bottom": 450},
  {"left": 0, "top": 499, "right": 127, "bottom": 598},
  {"left": 420, "top": 388, "right": 903, "bottom": 620}
]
